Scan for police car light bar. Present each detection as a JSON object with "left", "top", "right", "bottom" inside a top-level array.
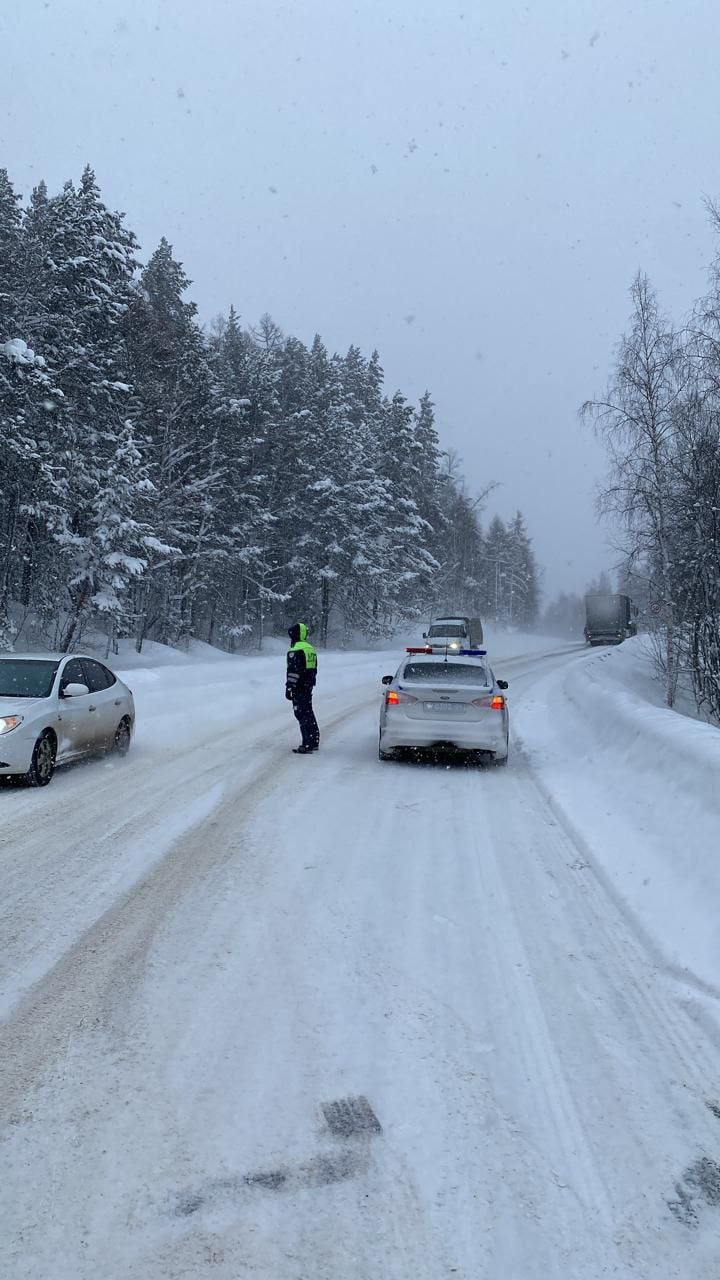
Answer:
[{"left": 404, "top": 645, "right": 487, "bottom": 657}]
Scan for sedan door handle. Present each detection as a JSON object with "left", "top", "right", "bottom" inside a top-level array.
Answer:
[
  {"left": 89, "top": 705, "right": 97, "bottom": 712},
  {"left": 114, "top": 698, "right": 122, "bottom": 706}
]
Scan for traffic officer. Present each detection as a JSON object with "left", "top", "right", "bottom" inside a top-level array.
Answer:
[{"left": 286, "top": 622, "right": 320, "bottom": 753}]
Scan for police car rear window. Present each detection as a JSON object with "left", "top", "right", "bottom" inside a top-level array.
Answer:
[{"left": 402, "top": 662, "right": 489, "bottom": 686}]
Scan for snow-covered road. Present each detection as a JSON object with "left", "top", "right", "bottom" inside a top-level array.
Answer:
[{"left": 2, "top": 643, "right": 719, "bottom": 1278}]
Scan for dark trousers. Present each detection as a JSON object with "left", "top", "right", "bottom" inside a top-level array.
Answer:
[{"left": 293, "top": 694, "right": 320, "bottom": 749}]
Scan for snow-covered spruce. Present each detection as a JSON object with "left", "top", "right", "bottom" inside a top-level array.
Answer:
[{"left": 0, "top": 165, "right": 540, "bottom": 654}]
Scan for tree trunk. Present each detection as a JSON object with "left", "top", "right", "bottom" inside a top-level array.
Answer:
[
  {"left": 320, "top": 578, "right": 330, "bottom": 648},
  {"left": 0, "top": 486, "right": 20, "bottom": 617},
  {"left": 60, "top": 583, "right": 91, "bottom": 653}
]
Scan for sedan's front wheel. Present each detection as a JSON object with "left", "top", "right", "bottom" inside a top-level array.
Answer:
[
  {"left": 113, "top": 717, "right": 132, "bottom": 757},
  {"left": 26, "top": 731, "right": 56, "bottom": 787}
]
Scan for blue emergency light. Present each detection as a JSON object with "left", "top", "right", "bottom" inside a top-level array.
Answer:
[{"left": 459, "top": 648, "right": 487, "bottom": 657}]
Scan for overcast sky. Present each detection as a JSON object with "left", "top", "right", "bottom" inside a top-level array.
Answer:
[{"left": 2, "top": 0, "right": 718, "bottom": 599}]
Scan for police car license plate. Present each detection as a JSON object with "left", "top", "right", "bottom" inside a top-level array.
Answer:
[{"left": 424, "top": 701, "right": 466, "bottom": 714}]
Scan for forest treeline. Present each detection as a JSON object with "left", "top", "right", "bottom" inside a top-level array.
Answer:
[{"left": 0, "top": 166, "right": 539, "bottom": 652}]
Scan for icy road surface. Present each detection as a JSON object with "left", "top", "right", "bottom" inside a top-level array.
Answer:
[{"left": 1, "top": 644, "right": 719, "bottom": 1278}]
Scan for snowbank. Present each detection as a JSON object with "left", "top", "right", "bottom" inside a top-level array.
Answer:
[{"left": 515, "top": 638, "right": 720, "bottom": 993}]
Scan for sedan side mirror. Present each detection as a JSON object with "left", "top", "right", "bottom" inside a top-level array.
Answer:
[
  {"left": 497, "top": 679, "right": 508, "bottom": 690},
  {"left": 62, "top": 682, "right": 90, "bottom": 698},
  {"left": 422, "top": 632, "right": 427, "bottom": 639},
  {"left": 381, "top": 675, "right": 393, "bottom": 685}
]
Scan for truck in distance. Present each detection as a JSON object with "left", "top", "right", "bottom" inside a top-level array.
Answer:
[
  {"left": 422, "top": 615, "right": 484, "bottom": 653},
  {"left": 584, "top": 593, "right": 637, "bottom": 646}
]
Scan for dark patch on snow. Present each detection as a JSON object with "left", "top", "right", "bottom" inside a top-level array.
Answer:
[
  {"left": 244, "top": 1168, "right": 288, "bottom": 1191},
  {"left": 322, "top": 1095, "right": 383, "bottom": 1139},
  {"left": 686, "top": 1157, "right": 720, "bottom": 1206},
  {"left": 668, "top": 1155, "right": 720, "bottom": 1224},
  {"left": 705, "top": 1099, "right": 720, "bottom": 1121},
  {"left": 299, "top": 1148, "right": 363, "bottom": 1187},
  {"left": 175, "top": 1192, "right": 205, "bottom": 1217},
  {"left": 668, "top": 1180, "right": 698, "bottom": 1226},
  {"left": 172, "top": 1145, "right": 368, "bottom": 1216}
]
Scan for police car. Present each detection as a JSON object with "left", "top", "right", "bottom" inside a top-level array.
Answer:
[{"left": 378, "top": 646, "right": 509, "bottom": 764}]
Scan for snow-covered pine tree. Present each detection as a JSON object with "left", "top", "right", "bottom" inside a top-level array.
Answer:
[
  {"left": 20, "top": 168, "right": 143, "bottom": 650},
  {"left": 0, "top": 337, "right": 64, "bottom": 648},
  {"left": 483, "top": 515, "right": 511, "bottom": 622},
  {"left": 505, "top": 511, "right": 540, "bottom": 626},
  {"left": 335, "top": 348, "right": 394, "bottom": 638},
  {"left": 333, "top": 345, "right": 393, "bottom": 636},
  {"left": 0, "top": 169, "right": 24, "bottom": 645},
  {"left": 125, "top": 238, "right": 220, "bottom": 649},
  {"left": 300, "top": 339, "right": 388, "bottom": 645},
  {"left": 206, "top": 306, "right": 284, "bottom": 648},
  {"left": 375, "top": 389, "right": 437, "bottom": 626},
  {"left": 89, "top": 417, "right": 157, "bottom": 650},
  {"left": 0, "top": 173, "right": 71, "bottom": 648},
  {"left": 0, "top": 169, "right": 21, "bottom": 335}
]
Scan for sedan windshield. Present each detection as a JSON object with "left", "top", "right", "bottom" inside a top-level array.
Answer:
[
  {"left": 428, "top": 624, "right": 466, "bottom": 638},
  {"left": 0, "top": 659, "right": 59, "bottom": 698},
  {"left": 402, "top": 662, "right": 489, "bottom": 686}
]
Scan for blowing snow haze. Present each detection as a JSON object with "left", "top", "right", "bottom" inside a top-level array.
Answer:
[
  {"left": 1, "top": 0, "right": 717, "bottom": 597},
  {"left": 5, "top": 5, "right": 720, "bottom": 1274}
]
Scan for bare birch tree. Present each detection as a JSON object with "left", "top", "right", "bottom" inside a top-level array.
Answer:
[{"left": 581, "top": 273, "right": 687, "bottom": 706}]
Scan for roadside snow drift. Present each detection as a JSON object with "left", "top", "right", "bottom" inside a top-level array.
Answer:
[{"left": 516, "top": 637, "right": 720, "bottom": 993}]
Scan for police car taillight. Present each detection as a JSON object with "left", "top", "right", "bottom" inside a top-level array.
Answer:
[{"left": 472, "top": 694, "right": 505, "bottom": 710}]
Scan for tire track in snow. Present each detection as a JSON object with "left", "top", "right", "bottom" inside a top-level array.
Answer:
[
  {"left": 0, "top": 690, "right": 374, "bottom": 1113},
  {"left": 8, "top": 644, "right": 717, "bottom": 1278}
]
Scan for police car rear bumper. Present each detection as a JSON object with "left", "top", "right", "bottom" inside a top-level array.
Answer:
[{"left": 380, "top": 718, "right": 508, "bottom": 754}]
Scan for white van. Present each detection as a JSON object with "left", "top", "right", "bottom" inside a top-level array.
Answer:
[{"left": 422, "top": 615, "right": 484, "bottom": 652}]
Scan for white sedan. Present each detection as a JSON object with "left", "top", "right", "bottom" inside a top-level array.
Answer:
[
  {"left": 378, "top": 648, "right": 509, "bottom": 765},
  {"left": 0, "top": 653, "right": 135, "bottom": 786}
]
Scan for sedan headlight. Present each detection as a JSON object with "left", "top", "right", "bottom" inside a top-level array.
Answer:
[{"left": 0, "top": 715, "right": 23, "bottom": 735}]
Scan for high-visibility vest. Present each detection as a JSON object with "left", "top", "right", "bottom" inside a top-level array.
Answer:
[{"left": 289, "top": 622, "right": 317, "bottom": 670}]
